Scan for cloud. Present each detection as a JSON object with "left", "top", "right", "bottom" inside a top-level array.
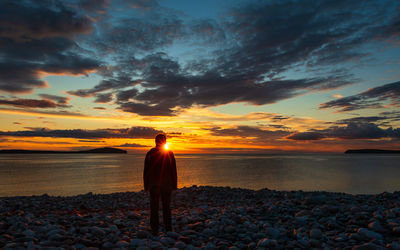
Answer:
[
  {"left": 287, "top": 132, "right": 325, "bottom": 141},
  {"left": 0, "top": 0, "right": 92, "bottom": 40},
  {"left": 0, "top": 126, "right": 163, "bottom": 139},
  {"left": 68, "top": 0, "right": 400, "bottom": 116},
  {"left": 78, "top": 139, "right": 105, "bottom": 142},
  {"left": 3, "top": 0, "right": 399, "bottom": 116},
  {"left": 94, "top": 92, "right": 113, "bottom": 103},
  {"left": 320, "top": 81, "right": 400, "bottom": 112},
  {"left": 39, "top": 94, "right": 70, "bottom": 107},
  {"left": 0, "top": 98, "right": 58, "bottom": 108},
  {"left": 0, "top": 108, "right": 86, "bottom": 118},
  {"left": 287, "top": 122, "right": 400, "bottom": 140},
  {"left": 208, "top": 126, "right": 290, "bottom": 139},
  {"left": 115, "top": 143, "right": 148, "bottom": 148},
  {"left": 0, "top": 0, "right": 101, "bottom": 93}
]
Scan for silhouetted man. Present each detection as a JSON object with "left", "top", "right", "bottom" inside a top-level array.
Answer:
[{"left": 144, "top": 133, "right": 177, "bottom": 235}]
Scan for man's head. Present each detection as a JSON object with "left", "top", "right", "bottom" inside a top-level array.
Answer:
[{"left": 155, "top": 133, "right": 167, "bottom": 146}]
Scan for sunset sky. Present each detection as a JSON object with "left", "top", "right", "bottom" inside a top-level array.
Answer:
[{"left": 0, "top": 0, "right": 399, "bottom": 153}]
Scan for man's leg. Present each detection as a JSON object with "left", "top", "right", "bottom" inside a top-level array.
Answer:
[
  {"left": 161, "top": 190, "right": 172, "bottom": 232},
  {"left": 149, "top": 190, "right": 160, "bottom": 235}
]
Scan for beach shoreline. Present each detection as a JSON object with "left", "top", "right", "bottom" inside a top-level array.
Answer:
[{"left": 1, "top": 186, "right": 399, "bottom": 249}]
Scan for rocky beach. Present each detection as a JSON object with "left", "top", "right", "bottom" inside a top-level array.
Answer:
[{"left": 1, "top": 186, "right": 400, "bottom": 249}]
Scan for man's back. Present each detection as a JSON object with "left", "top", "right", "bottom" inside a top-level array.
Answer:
[{"left": 144, "top": 147, "right": 177, "bottom": 192}]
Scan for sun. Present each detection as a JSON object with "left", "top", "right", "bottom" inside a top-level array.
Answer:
[{"left": 164, "top": 143, "right": 169, "bottom": 150}]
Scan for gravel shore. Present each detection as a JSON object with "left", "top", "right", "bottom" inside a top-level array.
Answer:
[{"left": 1, "top": 185, "right": 400, "bottom": 249}]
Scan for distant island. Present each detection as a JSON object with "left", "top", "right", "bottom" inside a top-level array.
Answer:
[
  {"left": 0, "top": 147, "right": 127, "bottom": 154},
  {"left": 345, "top": 149, "right": 400, "bottom": 154}
]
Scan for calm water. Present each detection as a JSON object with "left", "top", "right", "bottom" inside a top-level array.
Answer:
[{"left": 1, "top": 153, "right": 400, "bottom": 197}]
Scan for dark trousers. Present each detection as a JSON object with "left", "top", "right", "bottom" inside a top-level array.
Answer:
[{"left": 150, "top": 189, "right": 172, "bottom": 234}]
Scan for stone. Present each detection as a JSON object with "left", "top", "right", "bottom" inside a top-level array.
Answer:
[
  {"left": 358, "top": 228, "right": 383, "bottom": 241},
  {"left": 228, "top": 247, "right": 240, "bottom": 250},
  {"left": 224, "top": 225, "right": 235, "bottom": 233},
  {"left": 109, "top": 225, "right": 119, "bottom": 233},
  {"left": 393, "top": 227, "right": 400, "bottom": 234},
  {"left": 102, "top": 241, "right": 113, "bottom": 249},
  {"left": 150, "top": 241, "right": 163, "bottom": 249},
  {"left": 91, "top": 227, "right": 106, "bottom": 237},
  {"left": 174, "top": 241, "right": 186, "bottom": 250},
  {"left": 257, "top": 238, "right": 277, "bottom": 248},
  {"left": 178, "top": 236, "right": 192, "bottom": 244},
  {"left": 265, "top": 227, "right": 280, "bottom": 239},
  {"left": 167, "top": 231, "right": 181, "bottom": 239},
  {"left": 352, "top": 242, "right": 386, "bottom": 250},
  {"left": 204, "top": 242, "right": 216, "bottom": 250},
  {"left": 137, "top": 230, "right": 150, "bottom": 239},
  {"left": 23, "top": 230, "right": 35, "bottom": 237},
  {"left": 160, "top": 236, "right": 175, "bottom": 246},
  {"left": 368, "top": 221, "right": 385, "bottom": 233},
  {"left": 115, "top": 241, "right": 129, "bottom": 247},
  {"left": 310, "top": 228, "right": 322, "bottom": 239},
  {"left": 130, "top": 238, "right": 141, "bottom": 247}
]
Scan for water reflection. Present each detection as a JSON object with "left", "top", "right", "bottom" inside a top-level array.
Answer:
[{"left": 0, "top": 154, "right": 399, "bottom": 196}]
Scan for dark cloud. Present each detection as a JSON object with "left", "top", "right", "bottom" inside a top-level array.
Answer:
[
  {"left": 78, "top": 139, "right": 105, "bottom": 143},
  {"left": 129, "top": 0, "right": 159, "bottom": 10},
  {"left": 0, "top": 0, "right": 101, "bottom": 93},
  {"left": 0, "top": 98, "right": 58, "bottom": 108},
  {"left": 326, "top": 123, "right": 399, "bottom": 140},
  {"left": 336, "top": 116, "right": 386, "bottom": 124},
  {"left": 3, "top": 0, "right": 399, "bottom": 116},
  {"left": 115, "top": 143, "right": 148, "bottom": 148},
  {"left": 119, "top": 102, "right": 175, "bottom": 116},
  {"left": 116, "top": 88, "right": 139, "bottom": 102},
  {"left": 0, "top": 127, "right": 163, "bottom": 139},
  {"left": 0, "top": 0, "right": 92, "bottom": 40},
  {"left": 320, "top": 81, "right": 400, "bottom": 112},
  {"left": 68, "top": 0, "right": 400, "bottom": 116},
  {"left": 91, "top": 14, "right": 184, "bottom": 55},
  {"left": 94, "top": 92, "right": 113, "bottom": 103},
  {"left": 67, "top": 77, "right": 140, "bottom": 97},
  {"left": 208, "top": 126, "right": 290, "bottom": 139},
  {"left": 39, "top": 94, "right": 70, "bottom": 107},
  {"left": 93, "top": 107, "right": 106, "bottom": 110},
  {"left": 0, "top": 107, "right": 86, "bottom": 117},
  {"left": 77, "top": 0, "right": 110, "bottom": 14},
  {"left": 288, "top": 122, "right": 400, "bottom": 141},
  {"left": 287, "top": 132, "right": 325, "bottom": 141}
]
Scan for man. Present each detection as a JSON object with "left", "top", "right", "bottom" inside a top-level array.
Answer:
[{"left": 144, "top": 133, "right": 177, "bottom": 235}]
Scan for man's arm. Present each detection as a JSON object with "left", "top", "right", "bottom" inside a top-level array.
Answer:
[
  {"left": 170, "top": 151, "right": 177, "bottom": 190},
  {"left": 143, "top": 151, "right": 150, "bottom": 191}
]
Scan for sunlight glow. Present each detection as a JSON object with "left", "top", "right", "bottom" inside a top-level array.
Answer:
[{"left": 164, "top": 143, "right": 169, "bottom": 150}]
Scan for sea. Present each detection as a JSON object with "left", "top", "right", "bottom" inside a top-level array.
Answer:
[{"left": 1, "top": 153, "right": 400, "bottom": 197}]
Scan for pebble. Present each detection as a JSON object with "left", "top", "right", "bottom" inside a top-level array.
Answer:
[
  {"left": 358, "top": 228, "right": 383, "bottom": 241},
  {"left": 257, "top": 238, "right": 277, "bottom": 248},
  {"left": 137, "top": 230, "right": 150, "bottom": 239},
  {"left": 0, "top": 186, "right": 399, "bottom": 249},
  {"left": 115, "top": 241, "right": 129, "bottom": 247},
  {"left": 174, "top": 241, "right": 186, "bottom": 249},
  {"left": 310, "top": 228, "right": 323, "bottom": 239},
  {"left": 150, "top": 241, "right": 163, "bottom": 249},
  {"left": 352, "top": 242, "right": 386, "bottom": 250}
]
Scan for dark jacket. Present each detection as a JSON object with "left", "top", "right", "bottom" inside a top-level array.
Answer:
[{"left": 144, "top": 147, "right": 177, "bottom": 192}]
